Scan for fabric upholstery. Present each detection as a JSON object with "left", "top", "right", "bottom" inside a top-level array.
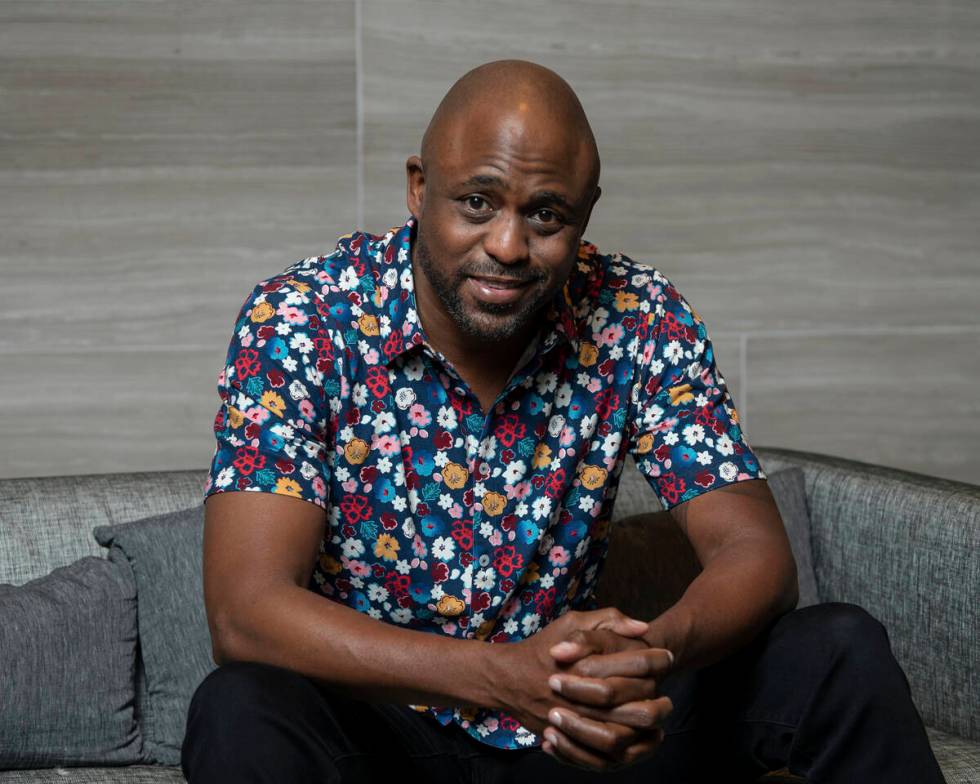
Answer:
[
  {"left": 0, "top": 470, "right": 209, "bottom": 586},
  {"left": 753, "top": 447, "right": 980, "bottom": 743},
  {"left": 0, "top": 766, "right": 185, "bottom": 782},
  {"left": 764, "top": 467, "right": 820, "bottom": 608},
  {"left": 0, "top": 447, "right": 975, "bottom": 782},
  {"left": 0, "top": 557, "right": 143, "bottom": 768},
  {"left": 1, "top": 727, "right": 976, "bottom": 784},
  {"left": 92, "top": 506, "right": 216, "bottom": 767}
]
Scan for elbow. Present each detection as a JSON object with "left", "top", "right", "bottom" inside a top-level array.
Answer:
[
  {"left": 207, "top": 609, "right": 243, "bottom": 666},
  {"left": 777, "top": 548, "right": 800, "bottom": 615}
]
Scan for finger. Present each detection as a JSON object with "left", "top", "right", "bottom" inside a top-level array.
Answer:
[
  {"left": 549, "top": 673, "right": 659, "bottom": 708},
  {"left": 565, "top": 697, "right": 674, "bottom": 732},
  {"left": 542, "top": 725, "right": 621, "bottom": 773},
  {"left": 565, "top": 647, "right": 675, "bottom": 679},
  {"left": 547, "top": 710, "right": 667, "bottom": 771},
  {"left": 549, "top": 628, "right": 649, "bottom": 663},
  {"left": 544, "top": 726, "right": 664, "bottom": 773},
  {"left": 593, "top": 608, "right": 650, "bottom": 638},
  {"left": 548, "top": 706, "right": 639, "bottom": 761}
]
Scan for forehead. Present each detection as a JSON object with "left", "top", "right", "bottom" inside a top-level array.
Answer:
[{"left": 431, "top": 106, "right": 594, "bottom": 201}]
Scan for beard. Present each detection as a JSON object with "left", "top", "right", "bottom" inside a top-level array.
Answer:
[{"left": 411, "top": 226, "right": 561, "bottom": 344}]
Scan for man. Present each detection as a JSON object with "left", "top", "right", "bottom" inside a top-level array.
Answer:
[{"left": 182, "top": 60, "right": 946, "bottom": 782}]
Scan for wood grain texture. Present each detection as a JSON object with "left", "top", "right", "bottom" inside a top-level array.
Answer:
[
  {"left": 0, "top": 1, "right": 357, "bottom": 477},
  {"left": 2, "top": 0, "right": 978, "bottom": 484},
  {"left": 746, "top": 330, "right": 980, "bottom": 484},
  {"left": 0, "top": 347, "right": 226, "bottom": 478},
  {"left": 361, "top": 0, "right": 979, "bottom": 329},
  {"left": 361, "top": 0, "right": 979, "bottom": 485}
]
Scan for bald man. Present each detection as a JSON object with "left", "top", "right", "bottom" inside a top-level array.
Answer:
[{"left": 182, "top": 60, "right": 947, "bottom": 783}]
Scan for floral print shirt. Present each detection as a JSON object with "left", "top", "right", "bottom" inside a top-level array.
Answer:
[{"left": 202, "top": 215, "right": 767, "bottom": 750}]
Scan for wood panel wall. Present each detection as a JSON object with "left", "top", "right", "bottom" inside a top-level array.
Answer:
[{"left": 2, "top": 0, "right": 977, "bottom": 485}]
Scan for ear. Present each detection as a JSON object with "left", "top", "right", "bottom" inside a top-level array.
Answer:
[
  {"left": 406, "top": 155, "right": 425, "bottom": 220},
  {"left": 580, "top": 185, "right": 601, "bottom": 238}
]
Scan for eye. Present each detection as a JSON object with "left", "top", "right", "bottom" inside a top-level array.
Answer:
[
  {"left": 532, "top": 208, "right": 564, "bottom": 229},
  {"left": 462, "top": 195, "right": 491, "bottom": 212}
]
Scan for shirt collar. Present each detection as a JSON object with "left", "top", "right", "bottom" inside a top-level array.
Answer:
[{"left": 357, "top": 215, "right": 581, "bottom": 367}]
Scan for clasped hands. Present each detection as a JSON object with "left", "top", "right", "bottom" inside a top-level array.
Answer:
[{"left": 498, "top": 607, "right": 675, "bottom": 773}]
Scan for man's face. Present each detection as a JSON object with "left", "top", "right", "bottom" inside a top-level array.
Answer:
[{"left": 407, "top": 111, "right": 599, "bottom": 346}]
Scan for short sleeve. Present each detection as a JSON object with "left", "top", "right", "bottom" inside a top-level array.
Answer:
[
  {"left": 202, "top": 277, "right": 333, "bottom": 510},
  {"left": 627, "top": 271, "right": 766, "bottom": 510}
]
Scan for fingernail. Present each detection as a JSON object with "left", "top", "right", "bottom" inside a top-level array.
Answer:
[
  {"left": 628, "top": 618, "right": 647, "bottom": 627},
  {"left": 549, "top": 710, "right": 563, "bottom": 727},
  {"left": 548, "top": 675, "right": 563, "bottom": 693},
  {"left": 666, "top": 649, "right": 675, "bottom": 666},
  {"left": 551, "top": 641, "right": 577, "bottom": 655}
]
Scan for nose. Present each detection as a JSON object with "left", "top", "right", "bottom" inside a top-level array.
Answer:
[{"left": 483, "top": 211, "right": 529, "bottom": 266}]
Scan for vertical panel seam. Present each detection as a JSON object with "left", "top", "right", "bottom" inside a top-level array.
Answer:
[{"left": 355, "top": 0, "right": 364, "bottom": 231}]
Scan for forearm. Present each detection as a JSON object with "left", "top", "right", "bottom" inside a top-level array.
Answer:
[
  {"left": 215, "top": 583, "right": 498, "bottom": 711},
  {"left": 641, "top": 536, "right": 799, "bottom": 673}
]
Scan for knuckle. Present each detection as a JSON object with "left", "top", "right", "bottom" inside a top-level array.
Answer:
[
  {"left": 596, "top": 684, "right": 617, "bottom": 707},
  {"left": 610, "top": 727, "right": 634, "bottom": 754},
  {"left": 569, "top": 628, "right": 588, "bottom": 644},
  {"left": 635, "top": 707, "right": 657, "bottom": 729}
]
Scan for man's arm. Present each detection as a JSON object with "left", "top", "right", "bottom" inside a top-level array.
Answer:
[
  {"left": 544, "top": 479, "right": 797, "bottom": 683},
  {"left": 535, "top": 477, "right": 797, "bottom": 769},
  {"left": 203, "top": 490, "right": 498, "bottom": 710},
  {"left": 638, "top": 477, "right": 799, "bottom": 670},
  {"left": 204, "top": 489, "right": 663, "bottom": 742}
]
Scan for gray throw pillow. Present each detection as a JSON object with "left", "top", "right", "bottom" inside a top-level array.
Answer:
[
  {"left": 93, "top": 504, "right": 216, "bottom": 766},
  {"left": 0, "top": 556, "right": 143, "bottom": 768},
  {"left": 765, "top": 467, "right": 820, "bottom": 608}
]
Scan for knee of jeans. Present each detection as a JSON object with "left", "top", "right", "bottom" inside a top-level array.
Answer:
[
  {"left": 187, "top": 660, "right": 311, "bottom": 725},
  {"left": 804, "top": 601, "right": 891, "bottom": 656}
]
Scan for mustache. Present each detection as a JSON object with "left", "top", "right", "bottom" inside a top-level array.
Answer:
[{"left": 462, "top": 263, "right": 541, "bottom": 284}]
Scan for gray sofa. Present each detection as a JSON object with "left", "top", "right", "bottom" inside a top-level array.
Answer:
[{"left": 0, "top": 445, "right": 976, "bottom": 782}]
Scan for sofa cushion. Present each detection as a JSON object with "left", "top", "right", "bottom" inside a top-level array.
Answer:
[
  {"left": 765, "top": 467, "right": 819, "bottom": 608},
  {"left": 0, "top": 766, "right": 186, "bottom": 782},
  {"left": 93, "top": 506, "right": 216, "bottom": 767},
  {"left": 0, "top": 556, "right": 143, "bottom": 768},
  {"left": 596, "top": 467, "right": 818, "bottom": 617}
]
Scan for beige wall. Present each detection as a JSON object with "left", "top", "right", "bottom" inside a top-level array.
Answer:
[{"left": 2, "top": 0, "right": 978, "bottom": 485}]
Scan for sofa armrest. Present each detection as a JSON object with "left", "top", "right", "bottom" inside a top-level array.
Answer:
[{"left": 755, "top": 446, "right": 979, "bottom": 742}]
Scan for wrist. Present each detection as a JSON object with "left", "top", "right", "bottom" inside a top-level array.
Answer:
[
  {"left": 457, "top": 638, "right": 509, "bottom": 712},
  {"left": 641, "top": 605, "right": 692, "bottom": 672}
]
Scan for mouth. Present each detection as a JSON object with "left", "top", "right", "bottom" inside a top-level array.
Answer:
[{"left": 467, "top": 275, "right": 534, "bottom": 305}]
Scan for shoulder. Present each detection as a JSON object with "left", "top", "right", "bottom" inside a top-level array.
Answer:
[
  {"left": 235, "top": 229, "right": 383, "bottom": 335},
  {"left": 570, "top": 241, "right": 688, "bottom": 360}
]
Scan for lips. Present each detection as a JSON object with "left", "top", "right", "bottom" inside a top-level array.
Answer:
[{"left": 467, "top": 275, "right": 532, "bottom": 305}]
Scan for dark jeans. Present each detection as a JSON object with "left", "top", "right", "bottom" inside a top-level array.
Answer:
[{"left": 181, "top": 602, "right": 947, "bottom": 783}]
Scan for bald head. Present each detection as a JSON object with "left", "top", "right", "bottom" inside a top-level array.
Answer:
[{"left": 420, "top": 60, "right": 600, "bottom": 194}]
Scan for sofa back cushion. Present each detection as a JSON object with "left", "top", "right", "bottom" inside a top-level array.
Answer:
[
  {"left": 93, "top": 505, "right": 216, "bottom": 767},
  {"left": 0, "top": 556, "right": 143, "bottom": 768},
  {"left": 753, "top": 446, "right": 980, "bottom": 743},
  {"left": 0, "top": 469, "right": 208, "bottom": 586}
]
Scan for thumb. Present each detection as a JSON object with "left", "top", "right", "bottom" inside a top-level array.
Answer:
[{"left": 596, "top": 615, "right": 649, "bottom": 637}]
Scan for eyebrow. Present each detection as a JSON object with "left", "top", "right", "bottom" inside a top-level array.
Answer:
[{"left": 458, "top": 174, "right": 576, "bottom": 213}]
